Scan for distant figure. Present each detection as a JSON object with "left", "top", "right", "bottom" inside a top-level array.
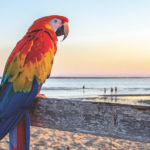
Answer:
[
  {"left": 104, "top": 88, "right": 106, "bottom": 95},
  {"left": 115, "top": 87, "right": 118, "bottom": 95},
  {"left": 83, "top": 85, "right": 85, "bottom": 89},
  {"left": 83, "top": 85, "right": 85, "bottom": 92},
  {"left": 111, "top": 87, "right": 113, "bottom": 95}
]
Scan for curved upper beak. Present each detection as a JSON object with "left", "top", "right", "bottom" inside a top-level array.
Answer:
[
  {"left": 62, "top": 22, "right": 69, "bottom": 41},
  {"left": 56, "top": 22, "right": 69, "bottom": 41}
]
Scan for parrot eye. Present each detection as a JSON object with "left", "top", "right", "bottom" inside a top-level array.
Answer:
[{"left": 54, "top": 19, "right": 57, "bottom": 23}]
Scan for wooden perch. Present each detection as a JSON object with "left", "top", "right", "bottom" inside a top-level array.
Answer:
[{"left": 30, "top": 98, "right": 150, "bottom": 142}]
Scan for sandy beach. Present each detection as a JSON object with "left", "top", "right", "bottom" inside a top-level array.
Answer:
[{"left": 1, "top": 126, "right": 150, "bottom": 150}]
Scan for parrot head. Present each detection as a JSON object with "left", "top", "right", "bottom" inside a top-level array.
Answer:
[{"left": 28, "top": 15, "right": 69, "bottom": 41}]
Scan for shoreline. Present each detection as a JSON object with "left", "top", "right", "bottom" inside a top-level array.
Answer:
[{"left": 100, "top": 94, "right": 150, "bottom": 96}]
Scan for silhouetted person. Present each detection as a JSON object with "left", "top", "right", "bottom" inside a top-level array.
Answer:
[
  {"left": 83, "top": 85, "right": 85, "bottom": 92},
  {"left": 104, "top": 88, "right": 106, "bottom": 95},
  {"left": 83, "top": 85, "right": 85, "bottom": 89},
  {"left": 111, "top": 87, "right": 113, "bottom": 95},
  {"left": 115, "top": 87, "right": 118, "bottom": 95}
]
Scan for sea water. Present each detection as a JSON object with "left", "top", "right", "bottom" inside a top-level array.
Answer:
[{"left": 41, "top": 78, "right": 150, "bottom": 99}]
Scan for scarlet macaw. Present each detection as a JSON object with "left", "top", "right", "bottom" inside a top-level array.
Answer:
[{"left": 0, "top": 15, "right": 69, "bottom": 150}]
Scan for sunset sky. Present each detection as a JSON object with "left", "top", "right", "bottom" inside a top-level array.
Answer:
[{"left": 0, "top": 0, "right": 150, "bottom": 77}]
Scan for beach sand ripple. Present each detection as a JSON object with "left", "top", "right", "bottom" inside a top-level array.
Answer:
[{"left": 0, "top": 127, "right": 150, "bottom": 150}]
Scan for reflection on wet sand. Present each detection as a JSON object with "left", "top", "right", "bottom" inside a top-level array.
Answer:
[{"left": 81, "top": 95, "right": 150, "bottom": 106}]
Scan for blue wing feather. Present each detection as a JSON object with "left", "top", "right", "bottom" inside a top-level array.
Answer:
[{"left": 0, "top": 77, "right": 41, "bottom": 140}]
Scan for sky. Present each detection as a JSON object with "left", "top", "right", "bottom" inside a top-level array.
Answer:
[{"left": 0, "top": 0, "right": 150, "bottom": 77}]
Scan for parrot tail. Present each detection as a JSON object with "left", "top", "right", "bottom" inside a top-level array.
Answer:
[{"left": 9, "top": 111, "right": 30, "bottom": 150}]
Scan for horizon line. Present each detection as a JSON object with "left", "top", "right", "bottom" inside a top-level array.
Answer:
[
  {"left": 1, "top": 76, "right": 150, "bottom": 79},
  {"left": 50, "top": 76, "right": 150, "bottom": 78}
]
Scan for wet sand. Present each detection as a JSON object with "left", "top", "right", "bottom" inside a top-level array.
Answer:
[{"left": 1, "top": 127, "right": 150, "bottom": 150}]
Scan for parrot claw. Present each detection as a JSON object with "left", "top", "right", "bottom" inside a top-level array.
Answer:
[{"left": 36, "top": 94, "right": 46, "bottom": 98}]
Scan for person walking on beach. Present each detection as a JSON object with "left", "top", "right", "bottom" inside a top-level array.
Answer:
[
  {"left": 115, "top": 87, "right": 118, "bottom": 95},
  {"left": 83, "top": 85, "right": 85, "bottom": 92},
  {"left": 104, "top": 88, "right": 106, "bottom": 95},
  {"left": 111, "top": 88, "right": 113, "bottom": 95}
]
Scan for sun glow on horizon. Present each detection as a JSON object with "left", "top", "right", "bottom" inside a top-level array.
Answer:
[{"left": 0, "top": 0, "right": 150, "bottom": 77}]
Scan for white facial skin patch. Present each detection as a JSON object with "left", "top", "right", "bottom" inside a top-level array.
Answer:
[{"left": 50, "top": 18, "right": 62, "bottom": 32}]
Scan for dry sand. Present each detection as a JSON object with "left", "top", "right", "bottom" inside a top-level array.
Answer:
[{"left": 0, "top": 127, "right": 150, "bottom": 150}]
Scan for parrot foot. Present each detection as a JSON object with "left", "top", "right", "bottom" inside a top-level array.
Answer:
[{"left": 36, "top": 94, "right": 46, "bottom": 98}]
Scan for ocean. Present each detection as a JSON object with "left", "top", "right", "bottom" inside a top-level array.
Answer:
[{"left": 41, "top": 77, "right": 150, "bottom": 99}]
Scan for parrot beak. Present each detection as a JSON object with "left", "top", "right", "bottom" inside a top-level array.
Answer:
[
  {"left": 62, "top": 23, "right": 69, "bottom": 41},
  {"left": 56, "top": 22, "right": 69, "bottom": 41}
]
